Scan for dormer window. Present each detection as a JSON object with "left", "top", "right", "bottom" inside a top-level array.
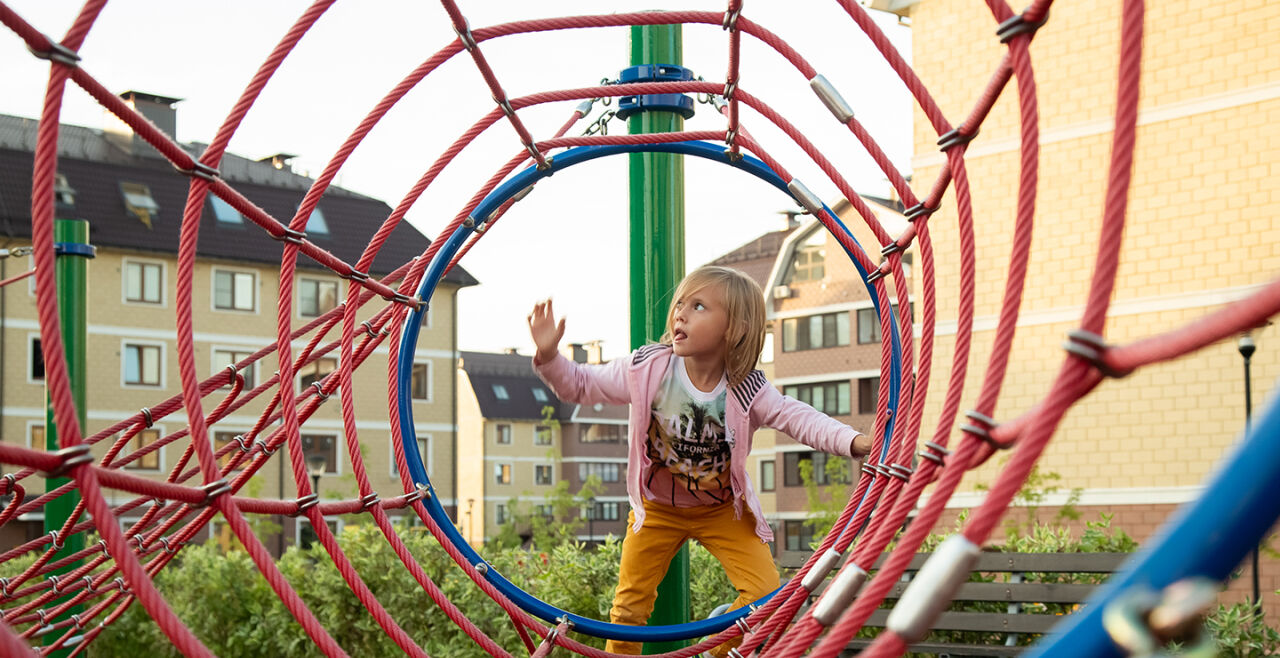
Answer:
[
  {"left": 493, "top": 384, "right": 509, "bottom": 400},
  {"left": 532, "top": 387, "right": 549, "bottom": 403},
  {"left": 786, "top": 230, "right": 825, "bottom": 283},
  {"left": 54, "top": 173, "right": 76, "bottom": 207},
  {"left": 297, "top": 205, "right": 329, "bottom": 236},
  {"left": 209, "top": 195, "right": 243, "bottom": 224},
  {"left": 308, "top": 207, "right": 329, "bottom": 235},
  {"left": 121, "top": 182, "right": 159, "bottom": 228}
]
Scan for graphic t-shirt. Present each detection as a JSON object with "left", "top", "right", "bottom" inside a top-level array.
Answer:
[{"left": 643, "top": 357, "right": 733, "bottom": 507}]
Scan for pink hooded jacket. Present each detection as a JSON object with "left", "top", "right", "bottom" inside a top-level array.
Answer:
[{"left": 534, "top": 344, "right": 861, "bottom": 542}]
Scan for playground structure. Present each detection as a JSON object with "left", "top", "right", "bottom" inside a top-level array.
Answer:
[{"left": 0, "top": 0, "right": 1278, "bottom": 657}]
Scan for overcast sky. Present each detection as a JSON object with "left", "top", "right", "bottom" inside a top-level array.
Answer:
[{"left": 1, "top": 1, "right": 912, "bottom": 361}]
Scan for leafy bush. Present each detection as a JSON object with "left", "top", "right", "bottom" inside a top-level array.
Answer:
[
  {"left": 1206, "top": 602, "right": 1280, "bottom": 657},
  {"left": 85, "top": 520, "right": 750, "bottom": 657}
]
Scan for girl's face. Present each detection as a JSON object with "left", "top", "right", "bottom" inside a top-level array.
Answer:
[{"left": 669, "top": 283, "right": 731, "bottom": 362}]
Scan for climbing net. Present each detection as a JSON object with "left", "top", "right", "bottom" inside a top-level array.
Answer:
[{"left": 1, "top": 0, "right": 1276, "bottom": 656}]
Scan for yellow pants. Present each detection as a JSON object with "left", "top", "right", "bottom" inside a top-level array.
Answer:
[{"left": 605, "top": 498, "right": 779, "bottom": 657}]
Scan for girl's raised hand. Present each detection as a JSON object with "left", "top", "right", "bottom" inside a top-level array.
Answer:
[{"left": 528, "top": 299, "right": 566, "bottom": 363}]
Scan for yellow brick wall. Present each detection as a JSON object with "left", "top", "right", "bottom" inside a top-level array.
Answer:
[{"left": 909, "top": 0, "right": 1280, "bottom": 498}]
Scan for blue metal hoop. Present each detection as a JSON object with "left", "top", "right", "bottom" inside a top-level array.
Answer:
[{"left": 394, "top": 139, "right": 904, "bottom": 641}]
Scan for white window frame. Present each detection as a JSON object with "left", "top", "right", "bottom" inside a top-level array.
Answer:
[
  {"left": 494, "top": 503, "right": 508, "bottom": 525},
  {"left": 534, "top": 425, "right": 553, "bottom": 447},
  {"left": 211, "top": 267, "right": 258, "bottom": 313},
  {"left": 296, "top": 275, "right": 342, "bottom": 319},
  {"left": 295, "top": 516, "right": 343, "bottom": 547},
  {"left": 122, "top": 424, "right": 166, "bottom": 473},
  {"left": 27, "top": 333, "right": 43, "bottom": 385},
  {"left": 121, "top": 339, "right": 166, "bottom": 389},
  {"left": 122, "top": 257, "right": 166, "bottom": 307},
  {"left": 26, "top": 254, "right": 36, "bottom": 296},
  {"left": 392, "top": 434, "right": 432, "bottom": 479},
  {"left": 211, "top": 346, "right": 258, "bottom": 391},
  {"left": 533, "top": 463, "right": 555, "bottom": 486},
  {"left": 211, "top": 428, "right": 251, "bottom": 473},
  {"left": 301, "top": 433, "right": 343, "bottom": 477},
  {"left": 494, "top": 462, "right": 512, "bottom": 485},
  {"left": 25, "top": 420, "right": 45, "bottom": 450},
  {"left": 296, "top": 356, "right": 339, "bottom": 395},
  {"left": 410, "top": 361, "right": 433, "bottom": 402},
  {"left": 495, "top": 424, "right": 511, "bottom": 445}
]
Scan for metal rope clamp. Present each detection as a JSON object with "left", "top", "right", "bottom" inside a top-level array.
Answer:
[
  {"left": 194, "top": 479, "right": 232, "bottom": 508},
  {"left": 38, "top": 444, "right": 93, "bottom": 479},
  {"left": 614, "top": 64, "right": 698, "bottom": 121},
  {"left": 291, "top": 493, "right": 319, "bottom": 517},
  {"left": 1064, "top": 329, "right": 1134, "bottom": 378},
  {"left": 1102, "top": 578, "right": 1218, "bottom": 657},
  {"left": 28, "top": 36, "right": 81, "bottom": 67},
  {"left": 960, "top": 409, "right": 1009, "bottom": 450}
]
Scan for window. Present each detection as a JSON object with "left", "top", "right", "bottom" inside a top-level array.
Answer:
[
  {"left": 124, "top": 428, "right": 162, "bottom": 471},
  {"left": 857, "top": 304, "right": 912, "bottom": 344},
  {"left": 29, "top": 424, "right": 45, "bottom": 451},
  {"left": 411, "top": 363, "right": 431, "bottom": 401},
  {"left": 535, "top": 504, "right": 554, "bottom": 519},
  {"left": 213, "top": 431, "right": 245, "bottom": 471},
  {"left": 784, "top": 520, "right": 814, "bottom": 552},
  {"left": 781, "top": 312, "right": 850, "bottom": 352},
  {"left": 787, "top": 231, "right": 825, "bottom": 283},
  {"left": 301, "top": 205, "right": 329, "bottom": 235},
  {"left": 209, "top": 195, "right": 242, "bottom": 224},
  {"left": 495, "top": 503, "right": 508, "bottom": 525},
  {"left": 298, "top": 357, "right": 337, "bottom": 392},
  {"left": 124, "top": 343, "right": 162, "bottom": 386},
  {"left": 581, "top": 424, "right": 624, "bottom": 443},
  {"left": 124, "top": 260, "right": 163, "bottom": 304},
  {"left": 299, "top": 278, "right": 339, "bottom": 317},
  {"left": 532, "top": 387, "right": 549, "bottom": 403},
  {"left": 783, "top": 451, "right": 848, "bottom": 487},
  {"left": 494, "top": 463, "right": 512, "bottom": 484},
  {"left": 213, "top": 348, "right": 256, "bottom": 390},
  {"left": 213, "top": 269, "right": 256, "bottom": 312},
  {"left": 578, "top": 462, "right": 620, "bottom": 483},
  {"left": 594, "top": 501, "right": 620, "bottom": 521},
  {"left": 492, "top": 384, "right": 509, "bottom": 400},
  {"left": 29, "top": 336, "right": 44, "bottom": 382},
  {"left": 392, "top": 436, "right": 430, "bottom": 478},
  {"left": 495, "top": 424, "right": 512, "bottom": 445},
  {"left": 534, "top": 426, "right": 552, "bottom": 446},
  {"left": 298, "top": 518, "right": 341, "bottom": 550},
  {"left": 535, "top": 464, "right": 554, "bottom": 486},
  {"left": 760, "top": 459, "right": 775, "bottom": 492},
  {"left": 783, "top": 381, "right": 851, "bottom": 416},
  {"left": 301, "top": 434, "right": 338, "bottom": 474},
  {"left": 121, "top": 182, "right": 159, "bottom": 228},
  {"left": 858, "top": 377, "right": 880, "bottom": 415},
  {"left": 54, "top": 173, "right": 75, "bottom": 207}
]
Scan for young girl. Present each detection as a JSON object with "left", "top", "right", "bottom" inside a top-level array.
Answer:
[{"left": 528, "top": 265, "right": 871, "bottom": 656}]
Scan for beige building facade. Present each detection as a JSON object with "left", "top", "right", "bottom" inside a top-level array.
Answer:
[
  {"left": 0, "top": 102, "right": 474, "bottom": 554},
  {"left": 905, "top": 0, "right": 1280, "bottom": 615}
]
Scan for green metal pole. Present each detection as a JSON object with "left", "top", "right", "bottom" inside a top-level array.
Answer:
[
  {"left": 628, "top": 23, "right": 690, "bottom": 654},
  {"left": 45, "top": 218, "right": 88, "bottom": 654}
]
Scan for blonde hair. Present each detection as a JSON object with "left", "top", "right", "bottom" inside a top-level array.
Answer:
[{"left": 660, "top": 265, "right": 766, "bottom": 387}]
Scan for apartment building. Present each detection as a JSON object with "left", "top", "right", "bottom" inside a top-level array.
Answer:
[
  {"left": 555, "top": 343, "right": 628, "bottom": 546},
  {"left": 456, "top": 346, "right": 628, "bottom": 546},
  {"left": 0, "top": 93, "right": 476, "bottom": 554},
  {"left": 711, "top": 199, "right": 910, "bottom": 555}
]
